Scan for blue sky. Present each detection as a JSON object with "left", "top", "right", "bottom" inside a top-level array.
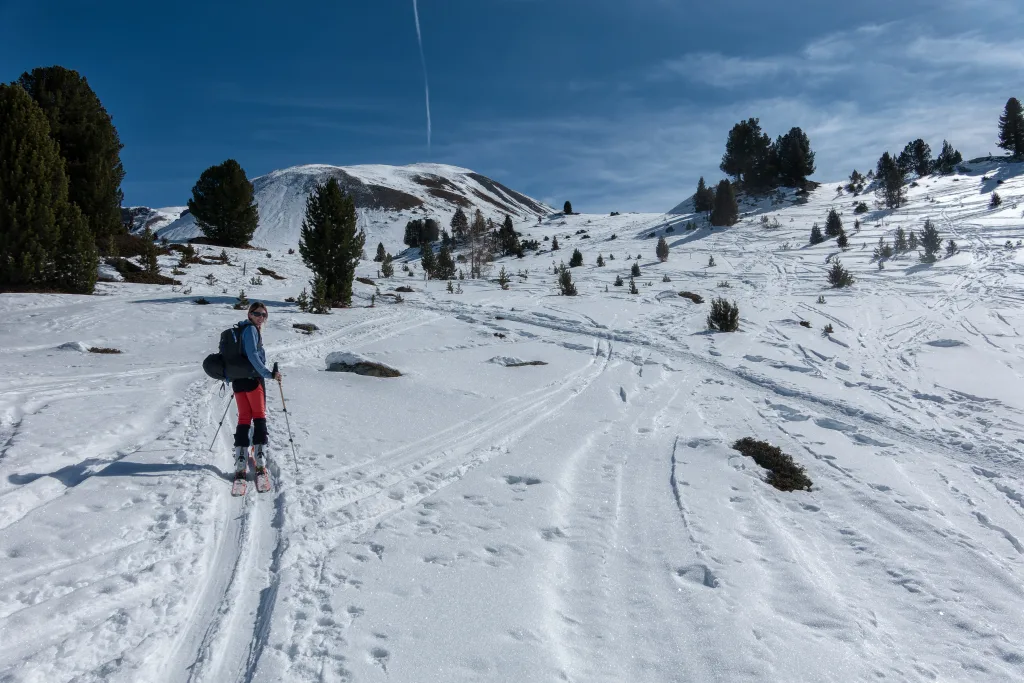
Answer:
[{"left": 1, "top": 0, "right": 1021, "bottom": 213}]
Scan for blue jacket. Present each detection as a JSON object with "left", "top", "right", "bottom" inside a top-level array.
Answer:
[{"left": 238, "top": 320, "right": 273, "bottom": 379}]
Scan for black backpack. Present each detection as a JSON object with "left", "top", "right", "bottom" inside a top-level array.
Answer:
[{"left": 202, "top": 323, "right": 257, "bottom": 381}]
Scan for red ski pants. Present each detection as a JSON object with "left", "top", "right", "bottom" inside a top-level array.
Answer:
[{"left": 235, "top": 384, "right": 266, "bottom": 424}]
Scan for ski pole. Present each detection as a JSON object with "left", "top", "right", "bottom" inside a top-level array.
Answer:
[
  {"left": 273, "top": 363, "right": 300, "bottom": 474},
  {"left": 208, "top": 391, "right": 234, "bottom": 452}
]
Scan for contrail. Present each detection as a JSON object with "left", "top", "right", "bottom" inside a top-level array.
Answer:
[{"left": 412, "top": 0, "right": 431, "bottom": 151}]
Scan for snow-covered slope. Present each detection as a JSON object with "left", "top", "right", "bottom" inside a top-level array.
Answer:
[
  {"left": 157, "top": 163, "right": 552, "bottom": 253},
  {"left": 2, "top": 160, "right": 1024, "bottom": 682},
  {"left": 121, "top": 205, "right": 187, "bottom": 234}
]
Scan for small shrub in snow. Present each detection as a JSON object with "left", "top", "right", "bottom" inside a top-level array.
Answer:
[
  {"left": 823, "top": 323, "right": 834, "bottom": 335},
  {"left": 679, "top": 291, "right": 703, "bottom": 303},
  {"left": 662, "top": 274, "right": 671, "bottom": 282},
  {"left": 708, "top": 255, "right": 716, "bottom": 267},
  {"left": 614, "top": 275, "right": 624, "bottom": 287},
  {"left": 990, "top": 192, "right": 1002, "bottom": 208},
  {"left": 946, "top": 240, "right": 959, "bottom": 257},
  {"left": 596, "top": 254, "right": 605, "bottom": 267},
  {"left": 854, "top": 202, "right": 869, "bottom": 214},
  {"left": 799, "top": 320, "right": 811, "bottom": 328},
  {"left": 631, "top": 262, "right": 641, "bottom": 277},
  {"left": 707, "top": 298, "right": 739, "bottom": 332},
  {"left": 816, "top": 295, "right": 826, "bottom": 304},
  {"left": 629, "top": 277, "right": 639, "bottom": 294},
  {"left": 717, "top": 280, "right": 731, "bottom": 288},
  {"left": 89, "top": 347, "right": 122, "bottom": 354},
  {"left": 665, "top": 225, "right": 674, "bottom": 233},
  {"left": 233, "top": 289, "right": 249, "bottom": 310},
  {"left": 732, "top": 438, "right": 812, "bottom": 492}
]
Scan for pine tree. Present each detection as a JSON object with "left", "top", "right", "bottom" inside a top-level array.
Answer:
[
  {"left": 776, "top": 127, "right": 816, "bottom": 187},
  {"left": 450, "top": 207, "right": 468, "bottom": 244},
  {"left": 997, "top": 97, "right": 1024, "bottom": 158},
  {"left": 934, "top": 140, "right": 963, "bottom": 175},
  {"left": 18, "top": 66, "right": 125, "bottom": 245},
  {"left": 908, "top": 230, "right": 919, "bottom": 251},
  {"left": 809, "top": 224, "right": 825, "bottom": 245},
  {"left": 990, "top": 192, "right": 1003, "bottom": 208},
  {"left": 631, "top": 261, "right": 641, "bottom": 277},
  {"left": 596, "top": 254, "right": 605, "bottom": 266},
  {"left": 374, "top": 242, "right": 386, "bottom": 262},
  {"left": 873, "top": 236, "right": 893, "bottom": 260},
  {"left": 614, "top": 274, "right": 624, "bottom": 286},
  {"left": 381, "top": 253, "right": 395, "bottom": 278},
  {"left": 564, "top": 201, "right": 573, "bottom": 215},
  {"left": 551, "top": 236, "right": 559, "bottom": 250},
  {"left": 827, "top": 259, "right": 854, "bottom": 288},
  {"left": 569, "top": 248, "right": 583, "bottom": 267},
  {"left": 919, "top": 219, "right": 941, "bottom": 263},
  {"left": 557, "top": 264, "right": 577, "bottom": 295},
  {"left": 825, "top": 208, "right": 843, "bottom": 237},
  {"left": 694, "top": 176, "right": 716, "bottom": 214},
  {"left": 837, "top": 230, "right": 849, "bottom": 250},
  {"left": 188, "top": 160, "right": 258, "bottom": 247},
  {"left": 710, "top": 180, "right": 739, "bottom": 226},
  {"left": 875, "top": 152, "right": 907, "bottom": 208},
  {"left": 894, "top": 227, "right": 909, "bottom": 254},
  {"left": 656, "top": 236, "right": 669, "bottom": 262},
  {"left": 721, "top": 118, "right": 777, "bottom": 190},
  {"left": 946, "top": 239, "right": 959, "bottom": 257},
  {"left": 435, "top": 244, "right": 455, "bottom": 279},
  {"left": 144, "top": 239, "right": 159, "bottom": 273},
  {"left": 468, "top": 209, "right": 489, "bottom": 278},
  {"left": 0, "top": 83, "right": 97, "bottom": 293},
  {"left": 629, "top": 277, "right": 639, "bottom": 294},
  {"left": 498, "top": 215, "right": 520, "bottom": 256},
  {"left": 707, "top": 298, "right": 739, "bottom": 332},
  {"left": 420, "top": 244, "right": 436, "bottom": 278},
  {"left": 298, "top": 178, "right": 365, "bottom": 307}
]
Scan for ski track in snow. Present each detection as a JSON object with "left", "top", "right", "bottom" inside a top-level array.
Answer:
[{"left": 2, "top": 162, "right": 1024, "bottom": 682}]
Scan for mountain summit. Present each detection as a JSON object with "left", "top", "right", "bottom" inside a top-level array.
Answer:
[{"left": 156, "top": 163, "right": 551, "bottom": 249}]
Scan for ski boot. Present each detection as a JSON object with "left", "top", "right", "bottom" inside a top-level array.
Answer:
[{"left": 253, "top": 444, "right": 272, "bottom": 493}]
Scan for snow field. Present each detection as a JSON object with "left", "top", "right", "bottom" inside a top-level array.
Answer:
[{"left": 1, "top": 161, "right": 1023, "bottom": 682}]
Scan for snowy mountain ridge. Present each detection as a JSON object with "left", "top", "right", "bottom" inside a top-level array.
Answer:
[{"left": 156, "top": 162, "right": 552, "bottom": 253}]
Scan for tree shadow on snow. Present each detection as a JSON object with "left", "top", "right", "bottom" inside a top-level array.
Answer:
[
  {"left": 9, "top": 459, "right": 234, "bottom": 488},
  {"left": 131, "top": 295, "right": 294, "bottom": 308}
]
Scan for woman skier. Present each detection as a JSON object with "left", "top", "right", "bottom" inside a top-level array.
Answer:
[{"left": 233, "top": 301, "right": 281, "bottom": 478}]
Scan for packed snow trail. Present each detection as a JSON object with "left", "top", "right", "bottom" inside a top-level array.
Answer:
[{"left": 1, "top": 161, "right": 1024, "bottom": 682}]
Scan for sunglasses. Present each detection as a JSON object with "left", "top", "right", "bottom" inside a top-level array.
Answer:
[{"left": 250, "top": 311, "right": 267, "bottom": 318}]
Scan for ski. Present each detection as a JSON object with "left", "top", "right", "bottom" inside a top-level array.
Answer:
[
  {"left": 231, "top": 473, "right": 247, "bottom": 497},
  {"left": 255, "top": 467, "right": 272, "bottom": 493}
]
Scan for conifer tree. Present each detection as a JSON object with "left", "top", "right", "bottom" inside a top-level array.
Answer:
[
  {"left": 298, "top": 178, "right": 365, "bottom": 307},
  {"left": 837, "top": 230, "right": 849, "bottom": 250},
  {"left": 557, "top": 264, "right": 577, "bottom": 295},
  {"left": 827, "top": 259, "right": 854, "bottom": 288},
  {"left": 614, "top": 274, "right": 624, "bottom": 286},
  {"left": 0, "top": 83, "right": 97, "bottom": 293},
  {"left": 946, "top": 239, "right": 959, "bottom": 257},
  {"left": 551, "top": 236, "right": 559, "bottom": 250},
  {"left": 435, "top": 244, "right": 456, "bottom": 280},
  {"left": 564, "top": 201, "right": 573, "bottom": 215},
  {"left": 809, "top": 224, "right": 825, "bottom": 245},
  {"left": 420, "top": 243, "right": 436, "bottom": 278},
  {"left": 875, "top": 152, "right": 907, "bottom": 208},
  {"left": 629, "top": 277, "right": 639, "bottom": 294},
  {"left": 569, "top": 248, "right": 583, "bottom": 267},
  {"left": 631, "top": 261, "right": 641, "bottom": 277},
  {"left": 596, "top": 254, "right": 605, "bottom": 267},
  {"left": 908, "top": 231, "right": 919, "bottom": 251},
  {"left": 776, "top": 127, "right": 815, "bottom": 187},
  {"left": 919, "top": 219, "right": 941, "bottom": 263},
  {"left": 721, "top": 118, "right": 776, "bottom": 190},
  {"left": 934, "top": 140, "right": 963, "bottom": 175},
  {"left": 997, "top": 97, "right": 1024, "bottom": 158},
  {"left": 450, "top": 207, "right": 468, "bottom": 244},
  {"left": 825, "top": 208, "right": 843, "bottom": 238},
  {"left": 188, "top": 160, "right": 258, "bottom": 247},
  {"left": 498, "top": 215, "right": 520, "bottom": 256},
  {"left": 694, "top": 177, "right": 715, "bottom": 214},
  {"left": 381, "top": 253, "right": 395, "bottom": 278},
  {"left": 710, "top": 180, "right": 739, "bottom": 226},
  {"left": 894, "top": 227, "right": 909, "bottom": 254},
  {"left": 468, "top": 209, "right": 489, "bottom": 278},
  {"left": 18, "top": 66, "right": 125, "bottom": 246},
  {"left": 374, "top": 242, "right": 387, "bottom": 262},
  {"left": 656, "top": 236, "right": 669, "bottom": 262}
]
